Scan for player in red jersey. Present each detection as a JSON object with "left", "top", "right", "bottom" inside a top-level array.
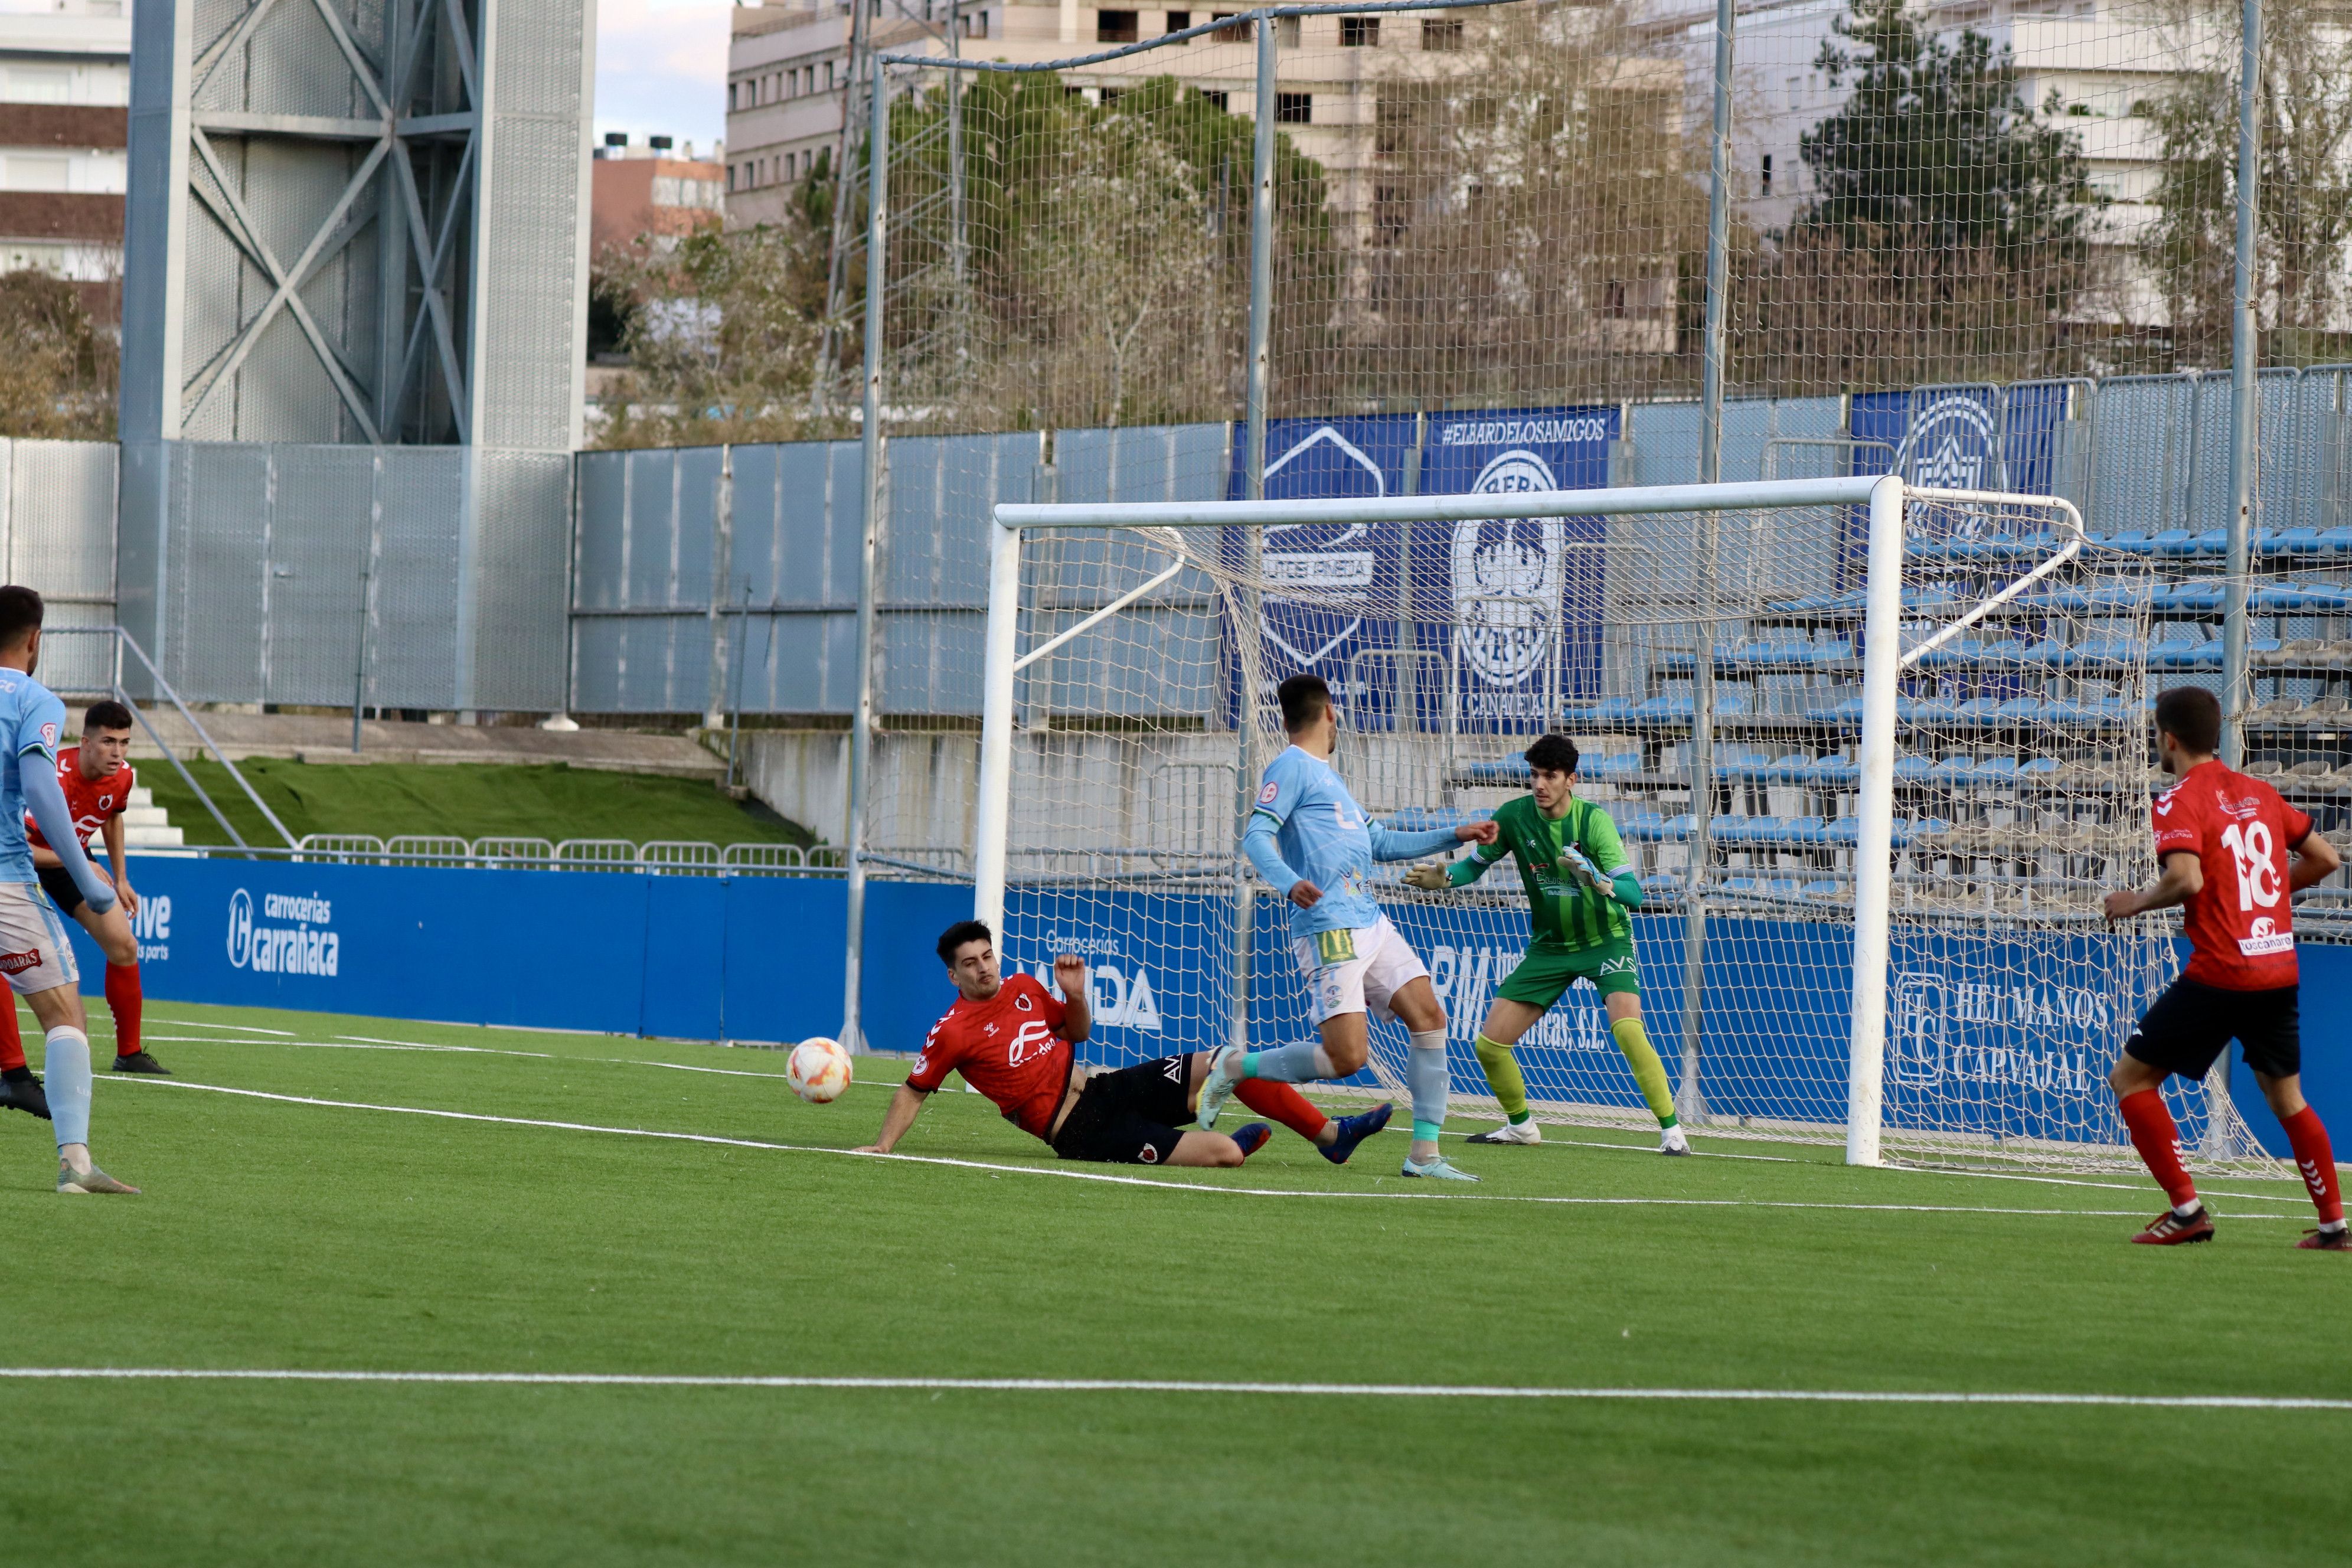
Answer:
[
  {"left": 858, "top": 919, "right": 1279, "bottom": 1167},
  {"left": 4, "top": 700, "right": 163, "bottom": 1081},
  {"left": 2102, "top": 686, "right": 2345, "bottom": 1248}
]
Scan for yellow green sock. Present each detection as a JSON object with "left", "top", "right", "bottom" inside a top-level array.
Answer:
[
  {"left": 1611, "top": 1015, "right": 1678, "bottom": 1129},
  {"left": 1472, "top": 1033, "right": 1530, "bottom": 1124}
]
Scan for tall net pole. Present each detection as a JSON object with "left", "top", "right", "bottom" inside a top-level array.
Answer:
[
  {"left": 1680, "top": 0, "right": 1739, "bottom": 1124},
  {"left": 2222, "top": 0, "right": 2263, "bottom": 773},
  {"left": 841, "top": 56, "right": 891, "bottom": 1056}
]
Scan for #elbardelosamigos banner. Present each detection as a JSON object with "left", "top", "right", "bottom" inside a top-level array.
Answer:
[
  {"left": 1417, "top": 407, "right": 1615, "bottom": 730},
  {"left": 1227, "top": 408, "right": 1615, "bottom": 733}
]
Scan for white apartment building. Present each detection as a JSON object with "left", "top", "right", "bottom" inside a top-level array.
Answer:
[
  {"left": 0, "top": 0, "right": 128, "bottom": 319},
  {"left": 1646, "top": 0, "right": 2203, "bottom": 325},
  {"left": 722, "top": 0, "right": 1474, "bottom": 234}
]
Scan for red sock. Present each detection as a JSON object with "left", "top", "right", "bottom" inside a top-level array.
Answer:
[
  {"left": 0, "top": 998, "right": 21, "bottom": 1074},
  {"left": 2281, "top": 1106, "right": 2344, "bottom": 1227},
  {"left": 104, "top": 962, "right": 142, "bottom": 1057},
  {"left": 1234, "top": 1079, "right": 1328, "bottom": 1144},
  {"left": 2119, "top": 1089, "right": 2198, "bottom": 1210}
]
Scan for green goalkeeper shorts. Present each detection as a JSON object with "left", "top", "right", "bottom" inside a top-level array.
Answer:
[{"left": 1495, "top": 937, "right": 1641, "bottom": 1008}]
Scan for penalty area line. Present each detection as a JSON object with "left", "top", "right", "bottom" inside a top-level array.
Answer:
[
  {"left": 97, "top": 1078, "right": 2290, "bottom": 1220},
  {"left": 0, "top": 1368, "right": 2343, "bottom": 1410}
]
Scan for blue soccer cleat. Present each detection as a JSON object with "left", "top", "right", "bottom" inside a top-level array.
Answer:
[
  {"left": 1400, "top": 1154, "right": 1481, "bottom": 1182},
  {"left": 1230, "top": 1122, "right": 1272, "bottom": 1159},
  {"left": 1321, "top": 1101, "right": 1392, "bottom": 1165}
]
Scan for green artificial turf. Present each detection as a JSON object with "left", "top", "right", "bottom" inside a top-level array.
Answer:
[
  {"left": 0, "top": 1002, "right": 2343, "bottom": 1566},
  {"left": 140, "top": 758, "right": 808, "bottom": 850}
]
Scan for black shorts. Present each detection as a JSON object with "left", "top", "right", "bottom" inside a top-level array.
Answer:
[
  {"left": 1047, "top": 1056, "right": 1193, "bottom": 1166},
  {"left": 2125, "top": 976, "right": 2301, "bottom": 1082},
  {"left": 37, "top": 865, "right": 83, "bottom": 918}
]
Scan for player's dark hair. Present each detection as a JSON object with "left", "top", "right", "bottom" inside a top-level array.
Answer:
[
  {"left": 83, "top": 699, "right": 132, "bottom": 734},
  {"left": 2155, "top": 685, "right": 2222, "bottom": 756},
  {"left": 1278, "top": 673, "right": 1331, "bottom": 735},
  {"left": 936, "top": 918, "right": 993, "bottom": 966},
  {"left": 1524, "top": 733, "right": 1580, "bottom": 776},
  {"left": 0, "top": 585, "right": 41, "bottom": 651}
]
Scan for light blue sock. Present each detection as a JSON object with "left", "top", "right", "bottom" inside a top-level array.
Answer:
[
  {"left": 1406, "top": 1030, "right": 1448, "bottom": 1142},
  {"left": 1242, "top": 1041, "right": 1327, "bottom": 1083},
  {"left": 44, "top": 1025, "right": 90, "bottom": 1149}
]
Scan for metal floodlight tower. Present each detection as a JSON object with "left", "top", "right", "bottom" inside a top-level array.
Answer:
[
  {"left": 120, "top": 0, "right": 593, "bottom": 449},
  {"left": 115, "top": 0, "right": 595, "bottom": 717}
]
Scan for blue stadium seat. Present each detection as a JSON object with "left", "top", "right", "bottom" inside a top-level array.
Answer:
[
  {"left": 1584, "top": 752, "right": 1642, "bottom": 779},
  {"left": 2150, "top": 530, "right": 2196, "bottom": 557},
  {"left": 2263, "top": 528, "right": 2321, "bottom": 557},
  {"left": 1975, "top": 756, "right": 2021, "bottom": 785},
  {"left": 2316, "top": 528, "right": 2352, "bottom": 557},
  {"left": 1800, "top": 878, "right": 1847, "bottom": 900}
]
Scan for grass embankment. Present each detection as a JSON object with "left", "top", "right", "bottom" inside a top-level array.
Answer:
[{"left": 141, "top": 759, "right": 809, "bottom": 849}]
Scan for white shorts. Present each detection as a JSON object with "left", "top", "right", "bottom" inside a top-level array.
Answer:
[
  {"left": 0, "top": 878, "right": 75, "bottom": 996},
  {"left": 1291, "top": 914, "right": 1429, "bottom": 1026}
]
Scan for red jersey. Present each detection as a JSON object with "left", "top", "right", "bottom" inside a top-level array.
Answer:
[
  {"left": 2152, "top": 759, "right": 2315, "bottom": 990},
  {"left": 907, "top": 973, "right": 1073, "bottom": 1139},
  {"left": 24, "top": 745, "right": 133, "bottom": 854}
]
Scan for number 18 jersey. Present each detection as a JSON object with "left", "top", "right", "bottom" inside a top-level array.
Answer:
[{"left": 2152, "top": 758, "right": 2314, "bottom": 990}]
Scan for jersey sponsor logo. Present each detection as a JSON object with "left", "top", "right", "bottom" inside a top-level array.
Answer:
[
  {"left": 1314, "top": 927, "right": 1359, "bottom": 967},
  {"left": 1596, "top": 952, "right": 1638, "bottom": 976},
  {"left": 1258, "top": 780, "right": 1280, "bottom": 806},
  {"left": 2238, "top": 917, "right": 2295, "bottom": 956},
  {"left": 0, "top": 946, "right": 43, "bottom": 975},
  {"left": 226, "top": 887, "right": 341, "bottom": 976},
  {"left": 1161, "top": 1056, "right": 1182, "bottom": 1083},
  {"left": 1005, "top": 1018, "right": 1057, "bottom": 1067}
]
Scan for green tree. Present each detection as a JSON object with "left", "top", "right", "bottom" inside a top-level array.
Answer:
[
  {"left": 2142, "top": 0, "right": 2352, "bottom": 366},
  {"left": 1740, "top": 0, "right": 2098, "bottom": 391},
  {"left": 0, "top": 270, "right": 113, "bottom": 440}
]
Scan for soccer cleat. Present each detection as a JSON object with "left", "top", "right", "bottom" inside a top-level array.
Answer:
[
  {"left": 1400, "top": 1154, "right": 1481, "bottom": 1182},
  {"left": 1229, "top": 1122, "right": 1272, "bottom": 1159},
  {"left": 2130, "top": 1206, "right": 2214, "bottom": 1245},
  {"left": 2297, "top": 1226, "right": 2352, "bottom": 1251},
  {"left": 110, "top": 1051, "right": 170, "bottom": 1076},
  {"left": 1659, "top": 1125, "right": 1691, "bottom": 1157},
  {"left": 1465, "top": 1119, "right": 1541, "bottom": 1146},
  {"left": 56, "top": 1164, "right": 139, "bottom": 1195},
  {"left": 0, "top": 1070, "right": 49, "bottom": 1121},
  {"left": 1320, "top": 1102, "right": 1392, "bottom": 1165},
  {"left": 1194, "top": 1048, "right": 1242, "bottom": 1130}
]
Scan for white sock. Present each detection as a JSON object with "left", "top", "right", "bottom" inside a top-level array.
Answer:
[
  {"left": 44, "top": 1025, "right": 90, "bottom": 1152},
  {"left": 2175, "top": 1200, "right": 2203, "bottom": 1219}
]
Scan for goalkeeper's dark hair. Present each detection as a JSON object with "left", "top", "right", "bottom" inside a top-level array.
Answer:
[
  {"left": 936, "top": 918, "right": 994, "bottom": 966},
  {"left": 1524, "top": 733, "right": 1580, "bottom": 776},
  {"left": 0, "top": 585, "right": 41, "bottom": 651},
  {"left": 1278, "top": 673, "right": 1332, "bottom": 735},
  {"left": 83, "top": 699, "right": 132, "bottom": 734},
  {"left": 2154, "top": 685, "right": 2222, "bottom": 756}
]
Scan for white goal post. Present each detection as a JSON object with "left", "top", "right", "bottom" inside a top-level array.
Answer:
[{"left": 969, "top": 475, "right": 2257, "bottom": 1172}]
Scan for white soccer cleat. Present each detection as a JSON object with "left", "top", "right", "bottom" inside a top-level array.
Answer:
[
  {"left": 1465, "top": 1119, "right": 1542, "bottom": 1146},
  {"left": 1658, "top": 1125, "right": 1691, "bottom": 1157},
  {"left": 1194, "top": 1047, "right": 1242, "bottom": 1129},
  {"left": 57, "top": 1163, "right": 139, "bottom": 1194},
  {"left": 1400, "top": 1154, "right": 1481, "bottom": 1181}
]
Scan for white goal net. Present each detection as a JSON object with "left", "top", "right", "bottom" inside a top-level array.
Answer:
[{"left": 972, "top": 475, "right": 2269, "bottom": 1171}]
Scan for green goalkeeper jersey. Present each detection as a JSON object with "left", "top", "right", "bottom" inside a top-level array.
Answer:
[{"left": 1447, "top": 793, "right": 1632, "bottom": 952}]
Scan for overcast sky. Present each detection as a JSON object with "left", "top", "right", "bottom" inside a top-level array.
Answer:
[{"left": 596, "top": 0, "right": 734, "bottom": 158}]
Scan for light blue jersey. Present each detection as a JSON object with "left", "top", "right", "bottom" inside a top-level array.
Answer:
[
  {"left": 0, "top": 667, "right": 61, "bottom": 886},
  {"left": 1243, "top": 744, "right": 1459, "bottom": 940}
]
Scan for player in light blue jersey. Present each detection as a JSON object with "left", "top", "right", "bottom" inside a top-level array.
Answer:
[
  {"left": 1197, "top": 672, "right": 1498, "bottom": 1180},
  {"left": 0, "top": 587, "right": 136, "bottom": 1193}
]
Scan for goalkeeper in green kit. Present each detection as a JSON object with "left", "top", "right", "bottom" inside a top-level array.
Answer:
[{"left": 1404, "top": 732, "right": 1690, "bottom": 1155}]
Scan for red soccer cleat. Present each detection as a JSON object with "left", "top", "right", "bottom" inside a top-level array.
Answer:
[
  {"left": 2297, "top": 1226, "right": 2351, "bottom": 1251},
  {"left": 2132, "top": 1207, "right": 2215, "bottom": 1246}
]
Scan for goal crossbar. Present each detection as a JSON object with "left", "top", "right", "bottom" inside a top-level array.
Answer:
[{"left": 975, "top": 476, "right": 2105, "bottom": 1168}]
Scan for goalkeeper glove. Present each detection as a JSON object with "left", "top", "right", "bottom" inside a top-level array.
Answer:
[
  {"left": 1403, "top": 863, "right": 1448, "bottom": 891},
  {"left": 1559, "top": 844, "right": 1608, "bottom": 895}
]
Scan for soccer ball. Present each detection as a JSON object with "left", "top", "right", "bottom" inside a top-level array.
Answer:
[{"left": 787, "top": 1037, "right": 854, "bottom": 1105}]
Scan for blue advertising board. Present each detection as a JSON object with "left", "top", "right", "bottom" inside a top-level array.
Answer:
[
  {"left": 1226, "top": 409, "right": 1616, "bottom": 734},
  {"left": 67, "top": 859, "right": 2346, "bottom": 1161}
]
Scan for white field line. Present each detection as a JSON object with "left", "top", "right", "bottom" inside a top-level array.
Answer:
[
  {"left": 0, "top": 1367, "right": 2343, "bottom": 1409},
  {"left": 130, "top": 1027, "right": 2314, "bottom": 1202},
  {"left": 98, "top": 1077, "right": 2294, "bottom": 1220}
]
